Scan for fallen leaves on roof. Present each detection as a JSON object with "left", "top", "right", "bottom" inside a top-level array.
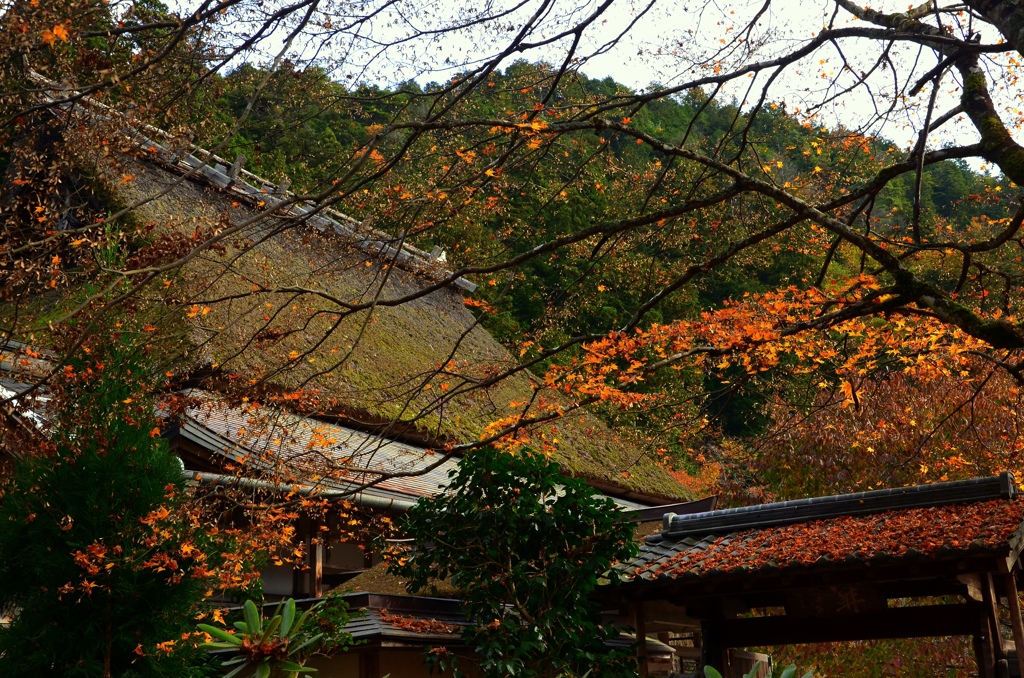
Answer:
[{"left": 626, "top": 499, "right": 1024, "bottom": 581}]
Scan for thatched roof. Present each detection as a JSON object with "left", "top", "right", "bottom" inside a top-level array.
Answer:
[{"left": 85, "top": 131, "right": 690, "bottom": 501}]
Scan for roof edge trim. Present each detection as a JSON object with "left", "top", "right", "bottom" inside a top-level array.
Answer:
[{"left": 660, "top": 472, "right": 1016, "bottom": 540}]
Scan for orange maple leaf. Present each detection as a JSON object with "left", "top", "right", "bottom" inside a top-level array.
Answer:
[{"left": 42, "top": 25, "right": 69, "bottom": 46}]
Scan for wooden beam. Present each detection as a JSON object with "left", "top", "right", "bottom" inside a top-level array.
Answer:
[
  {"left": 1004, "top": 573, "right": 1024, "bottom": 678},
  {"left": 717, "top": 603, "right": 979, "bottom": 648},
  {"left": 628, "top": 555, "right": 1003, "bottom": 605}
]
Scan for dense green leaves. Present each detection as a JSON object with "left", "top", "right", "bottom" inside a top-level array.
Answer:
[
  {"left": 197, "top": 596, "right": 352, "bottom": 678},
  {"left": 390, "top": 446, "right": 638, "bottom": 678}
]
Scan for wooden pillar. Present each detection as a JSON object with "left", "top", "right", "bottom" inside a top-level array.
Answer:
[
  {"left": 634, "top": 602, "right": 649, "bottom": 677},
  {"left": 1004, "top": 573, "right": 1024, "bottom": 678},
  {"left": 312, "top": 537, "right": 324, "bottom": 598},
  {"left": 701, "top": 620, "right": 728, "bottom": 677},
  {"left": 359, "top": 650, "right": 380, "bottom": 678},
  {"left": 977, "top": 607, "right": 999, "bottom": 678},
  {"left": 293, "top": 517, "right": 324, "bottom": 597}
]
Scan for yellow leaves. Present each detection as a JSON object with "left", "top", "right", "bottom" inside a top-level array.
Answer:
[
  {"left": 515, "top": 120, "right": 548, "bottom": 132},
  {"left": 464, "top": 297, "right": 496, "bottom": 313},
  {"left": 155, "top": 641, "right": 176, "bottom": 654},
  {"left": 484, "top": 168, "right": 502, "bottom": 178},
  {"left": 42, "top": 24, "right": 70, "bottom": 46},
  {"left": 186, "top": 305, "right": 211, "bottom": 318},
  {"left": 840, "top": 380, "right": 855, "bottom": 408},
  {"left": 53, "top": 24, "right": 70, "bottom": 41},
  {"left": 526, "top": 138, "right": 542, "bottom": 149}
]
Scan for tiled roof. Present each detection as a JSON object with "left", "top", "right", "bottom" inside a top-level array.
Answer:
[
  {"left": 172, "top": 390, "right": 654, "bottom": 510},
  {"left": 174, "top": 389, "right": 459, "bottom": 502},
  {"left": 323, "top": 593, "right": 674, "bottom": 655},
  {"left": 660, "top": 473, "right": 1015, "bottom": 538},
  {"left": 618, "top": 477, "right": 1024, "bottom": 585},
  {"left": 338, "top": 593, "right": 469, "bottom": 643}
]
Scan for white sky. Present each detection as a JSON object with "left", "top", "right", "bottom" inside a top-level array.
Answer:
[{"left": 174, "top": 0, "right": 1021, "bottom": 161}]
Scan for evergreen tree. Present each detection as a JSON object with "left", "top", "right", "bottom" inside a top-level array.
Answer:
[
  {"left": 391, "top": 446, "right": 639, "bottom": 678},
  {"left": 0, "top": 345, "right": 218, "bottom": 677}
]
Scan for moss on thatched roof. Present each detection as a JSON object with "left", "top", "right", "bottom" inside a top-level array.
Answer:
[
  {"left": 338, "top": 561, "right": 459, "bottom": 598},
  {"left": 101, "top": 151, "right": 688, "bottom": 501}
]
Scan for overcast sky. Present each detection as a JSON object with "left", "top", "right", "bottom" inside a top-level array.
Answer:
[{"left": 174, "top": 0, "right": 1020, "bottom": 162}]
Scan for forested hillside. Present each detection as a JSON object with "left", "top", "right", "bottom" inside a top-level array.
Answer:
[
  {"left": 11, "top": 0, "right": 1024, "bottom": 673},
  {"left": 171, "top": 60, "right": 1016, "bottom": 501}
]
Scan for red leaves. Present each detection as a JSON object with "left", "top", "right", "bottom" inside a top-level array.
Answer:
[
  {"left": 633, "top": 499, "right": 1024, "bottom": 581},
  {"left": 379, "top": 609, "right": 457, "bottom": 634}
]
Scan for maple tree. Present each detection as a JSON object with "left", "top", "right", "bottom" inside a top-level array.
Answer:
[
  {"left": 0, "top": 344, "right": 229, "bottom": 677},
  {"left": 6, "top": 0, "right": 1024, "bottom": 673},
  {"left": 4, "top": 0, "right": 1024, "bottom": 474}
]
